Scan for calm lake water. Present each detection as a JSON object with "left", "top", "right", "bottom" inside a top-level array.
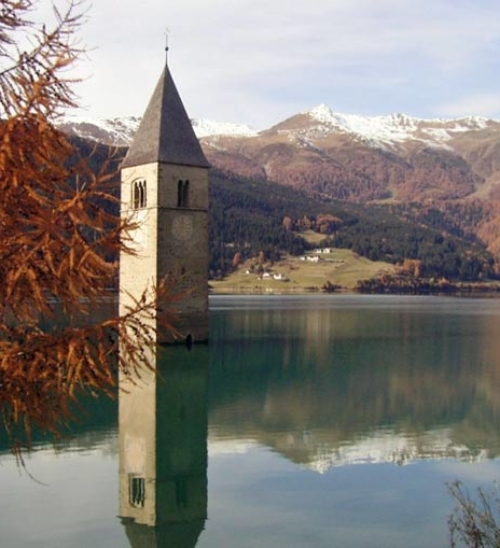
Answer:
[{"left": 2, "top": 294, "right": 500, "bottom": 547}]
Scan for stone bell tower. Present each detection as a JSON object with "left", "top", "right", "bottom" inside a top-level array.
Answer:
[{"left": 119, "top": 51, "right": 210, "bottom": 344}]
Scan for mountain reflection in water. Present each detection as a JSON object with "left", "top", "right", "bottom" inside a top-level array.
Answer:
[{"left": 208, "top": 295, "right": 500, "bottom": 470}]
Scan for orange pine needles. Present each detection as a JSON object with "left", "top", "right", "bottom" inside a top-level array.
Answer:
[{"left": 0, "top": 1, "right": 180, "bottom": 451}]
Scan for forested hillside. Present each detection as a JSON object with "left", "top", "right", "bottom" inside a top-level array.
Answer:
[
  {"left": 67, "top": 137, "right": 496, "bottom": 282},
  {"left": 208, "top": 169, "right": 496, "bottom": 281}
]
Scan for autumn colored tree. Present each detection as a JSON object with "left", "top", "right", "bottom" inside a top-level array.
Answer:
[
  {"left": 299, "top": 215, "right": 312, "bottom": 230},
  {"left": 0, "top": 0, "right": 177, "bottom": 450},
  {"left": 232, "top": 252, "right": 242, "bottom": 269},
  {"left": 282, "top": 216, "right": 293, "bottom": 231},
  {"left": 316, "top": 213, "right": 343, "bottom": 234},
  {"left": 400, "top": 259, "right": 422, "bottom": 278}
]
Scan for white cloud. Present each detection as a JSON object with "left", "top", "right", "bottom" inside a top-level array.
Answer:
[{"left": 35, "top": 0, "right": 500, "bottom": 126}]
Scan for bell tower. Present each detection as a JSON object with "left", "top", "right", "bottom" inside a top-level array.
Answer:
[{"left": 119, "top": 51, "right": 210, "bottom": 344}]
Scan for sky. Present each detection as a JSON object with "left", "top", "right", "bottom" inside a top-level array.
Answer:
[{"left": 41, "top": 0, "right": 500, "bottom": 129}]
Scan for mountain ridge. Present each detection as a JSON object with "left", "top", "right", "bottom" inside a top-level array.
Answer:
[
  {"left": 60, "top": 105, "right": 500, "bottom": 204},
  {"left": 60, "top": 106, "right": 500, "bottom": 263},
  {"left": 60, "top": 105, "right": 500, "bottom": 148}
]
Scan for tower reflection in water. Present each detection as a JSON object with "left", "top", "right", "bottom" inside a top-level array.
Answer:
[{"left": 118, "top": 345, "right": 208, "bottom": 547}]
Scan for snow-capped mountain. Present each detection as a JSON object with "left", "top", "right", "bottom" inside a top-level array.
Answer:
[
  {"left": 60, "top": 105, "right": 498, "bottom": 149},
  {"left": 59, "top": 114, "right": 257, "bottom": 146},
  {"left": 58, "top": 115, "right": 141, "bottom": 147},
  {"left": 195, "top": 106, "right": 500, "bottom": 206},
  {"left": 297, "top": 104, "right": 493, "bottom": 148},
  {"left": 58, "top": 105, "right": 500, "bottom": 222}
]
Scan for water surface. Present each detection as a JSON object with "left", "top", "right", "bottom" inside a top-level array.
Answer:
[{"left": 2, "top": 295, "right": 500, "bottom": 547}]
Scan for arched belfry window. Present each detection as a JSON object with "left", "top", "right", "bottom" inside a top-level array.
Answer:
[
  {"left": 128, "top": 474, "right": 145, "bottom": 508},
  {"left": 132, "top": 179, "right": 147, "bottom": 209},
  {"left": 177, "top": 180, "right": 189, "bottom": 208}
]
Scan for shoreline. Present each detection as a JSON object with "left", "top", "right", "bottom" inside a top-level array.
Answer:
[{"left": 209, "top": 286, "right": 500, "bottom": 297}]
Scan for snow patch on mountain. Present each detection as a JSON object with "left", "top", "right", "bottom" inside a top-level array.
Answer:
[
  {"left": 307, "top": 104, "right": 420, "bottom": 143},
  {"left": 192, "top": 118, "right": 258, "bottom": 138},
  {"left": 304, "top": 104, "right": 492, "bottom": 147},
  {"left": 60, "top": 114, "right": 257, "bottom": 146},
  {"left": 59, "top": 115, "right": 141, "bottom": 146}
]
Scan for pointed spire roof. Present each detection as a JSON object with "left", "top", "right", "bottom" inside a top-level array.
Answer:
[{"left": 121, "top": 60, "right": 210, "bottom": 169}]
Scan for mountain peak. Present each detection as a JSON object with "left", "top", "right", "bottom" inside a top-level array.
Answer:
[
  {"left": 300, "top": 104, "right": 496, "bottom": 146},
  {"left": 453, "top": 115, "right": 489, "bottom": 130},
  {"left": 302, "top": 104, "right": 420, "bottom": 144},
  {"left": 307, "top": 103, "right": 335, "bottom": 120}
]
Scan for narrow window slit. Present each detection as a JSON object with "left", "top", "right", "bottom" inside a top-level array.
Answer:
[
  {"left": 132, "top": 179, "right": 147, "bottom": 209},
  {"left": 129, "top": 475, "right": 145, "bottom": 508},
  {"left": 177, "top": 180, "right": 189, "bottom": 208}
]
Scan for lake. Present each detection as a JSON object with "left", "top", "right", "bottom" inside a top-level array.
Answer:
[{"left": 1, "top": 294, "right": 500, "bottom": 547}]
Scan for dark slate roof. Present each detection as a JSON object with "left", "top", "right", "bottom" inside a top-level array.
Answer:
[{"left": 121, "top": 63, "right": 210, "bottom": 169}]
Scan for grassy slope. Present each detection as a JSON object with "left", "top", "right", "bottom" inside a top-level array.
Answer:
[{"left": 210, "top": 247, "right": 396, "bottom": 294}]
